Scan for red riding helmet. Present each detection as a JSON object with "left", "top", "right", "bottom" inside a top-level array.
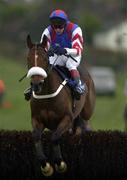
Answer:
[{"left": 49, "top": 9, "right": 68, "bottom": 26}]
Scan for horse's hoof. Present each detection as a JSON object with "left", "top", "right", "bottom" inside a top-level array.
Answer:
[
  {"left": 41, "top": 162, "right": 54, "bottom": 176},
  {"left": 55, "top": 161, "right": 67, "bottom": 173}
]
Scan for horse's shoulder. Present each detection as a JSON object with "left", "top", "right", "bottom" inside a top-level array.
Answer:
[{"left": 79, "top": 63, "right": 93, "bottom": 82}]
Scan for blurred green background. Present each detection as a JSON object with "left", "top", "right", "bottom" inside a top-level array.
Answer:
[{"left": 0, "top": 0, "right": 127, "bottom": 131}]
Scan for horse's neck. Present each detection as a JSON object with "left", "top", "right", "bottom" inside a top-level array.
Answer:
[{"left": 43, "top": 70, "right": 60, "bottom": 93}]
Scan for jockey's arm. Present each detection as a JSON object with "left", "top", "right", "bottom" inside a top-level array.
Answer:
[
  {"left": 65, "top": 27, "right": 84, "bottom": 57},
  {"left": 40, "top": 28, "right": 51, "bottom": 51},
  {"left": 40, "top": 27, "right": 84, "bottom": 57}
]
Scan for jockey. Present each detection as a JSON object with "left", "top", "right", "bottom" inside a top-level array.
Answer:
[
  {"left": 24, "top": 9, "right": 86, "bottom": 100},
  {"left": 41, "top": 9, "right": 86, "bottom": 98}
]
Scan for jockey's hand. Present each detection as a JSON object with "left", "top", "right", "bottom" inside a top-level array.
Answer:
[
  {"left": 54, "top": 46, "right": 67, "bottom": 56},
  {"left": 47, "top": 49, "right": 54, "bottom": 57}
]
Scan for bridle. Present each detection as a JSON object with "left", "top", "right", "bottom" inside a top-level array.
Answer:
[{"left": 27, "top": 45, "right": 68, "bottom": 99}]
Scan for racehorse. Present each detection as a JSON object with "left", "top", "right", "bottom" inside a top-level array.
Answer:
[{"left": 26, "top": 34, "right": 96, "bottom": 176}]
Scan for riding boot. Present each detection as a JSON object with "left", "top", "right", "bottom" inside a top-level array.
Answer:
[
  {"left": 70, "top": 69, "right": 86, "bottom": 100},
  {"left": 24, "top": 87, "right": 32, "bottom": 101}
]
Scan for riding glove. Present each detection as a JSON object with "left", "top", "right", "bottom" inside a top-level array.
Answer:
[
  {"left": 47, "top": 49, "right": 54, "bottom": 57},
  {"left": 53, "top": 46, "right": 67, "bottom": 56}
]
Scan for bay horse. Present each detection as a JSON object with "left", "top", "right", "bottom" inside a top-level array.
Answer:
[{"left": 26, "top": 34, "right": 96, "bottom": 176}]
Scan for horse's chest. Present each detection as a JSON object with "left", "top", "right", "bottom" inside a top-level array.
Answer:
[
  {"left": 40, "top": 109, "right": 58, "bottom": 120},
  {"left": 40, "top": 109, "right": 62, "bottom": 129}
]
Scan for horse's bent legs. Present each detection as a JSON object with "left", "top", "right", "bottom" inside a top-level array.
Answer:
[
  {"left": 51, "top": 115, "right": 71, "bottom": 173},
  {"left": 32, "top": 128, "right": 46, "bottom": 164},
  {"left": 32, "top": 120, "right": 53, "bottom": 176}
]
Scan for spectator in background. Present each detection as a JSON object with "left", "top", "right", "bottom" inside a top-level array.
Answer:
[{"left": 0, "top": 79, "right": 5, "bottom": 107}]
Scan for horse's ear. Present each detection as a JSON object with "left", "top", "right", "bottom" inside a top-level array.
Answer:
[
  {"left": 40, "top": 35, "right": 47, "bottom": 48},
  {"left": 27, "top": 34, "right": 33, "bottom": 49}
]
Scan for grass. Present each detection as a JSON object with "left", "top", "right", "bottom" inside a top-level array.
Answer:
[
  {"left": 91, "top": 70, "right": 127, "bottom": 131},
  {"left": 0, "top": 56, "right": 126, "bottom": 131},
  {"left": 0, "top": 56, "right": 32, "bottom": 130}
]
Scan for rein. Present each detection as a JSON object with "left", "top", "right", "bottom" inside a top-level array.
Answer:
[
  {"left": 19, "top": 50, "right": 77, "bottom": 82},
  {"left": 19, "top": 73, "right": 27, "bottom": 82},
  {"left": 47, "top": 55, "right": 60, "bottom": 74},
  {"left": 20, "top": 46, "right": 78, "bottom": 99},
  {"left": 29, "top": 53, "right": 68, "bottom": 99},
  {"left": 19, "top": 54, "right": 59, "bottom": 82}
]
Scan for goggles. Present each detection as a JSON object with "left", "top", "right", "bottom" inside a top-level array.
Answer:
[
  {"left": 50, "top": 17, "right": 66, "bottom": 29},
  {"left": 52, "top": 24, "right": 65, "bottom": 29}
]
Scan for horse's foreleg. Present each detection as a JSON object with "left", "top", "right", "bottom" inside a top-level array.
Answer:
[
  {"left": 74, "top": 116, "right": 92, "bottom": 134},
  {"left": 51, "top": 115, "right": 71, "bottom": 173},
  {"left": 53, "top": 143, "right": 67, "bottom": 173},
  {"left": 73, "top": 115, "right": 84, "bottom": 136},
  {"left": 83, "top": 120, "right": 92, "bottom": 131},
  {"left": 32, "top": 128, "right": 46, "bottom": 163},
  {"left": 52, "top": 115, "right": 72, "bottom": 142},
  {"left": 32, "top": 119, "right": 53, "bottom": 176}
]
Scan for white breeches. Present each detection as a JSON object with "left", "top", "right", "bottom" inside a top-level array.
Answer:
[{"left": 49, "top": 54, "right": 81, "bottom": 70}]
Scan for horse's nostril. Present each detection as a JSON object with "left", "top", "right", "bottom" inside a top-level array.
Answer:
[
  {"left": 39, "top": 82, "right": 43, "bottom": 86},
  {"left": 31, "top": 82, "right": 42, "bottom": 93}
]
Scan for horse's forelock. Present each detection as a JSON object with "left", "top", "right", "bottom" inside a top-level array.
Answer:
[
  {"left": 29, "top": 44, "right": 46, "bottom": 56},
  {"left": 27, "top": 44, "right": 48, "bottom": 68},
  {"left": 37, "top": 45, "right": 47, "bottom": 59}
]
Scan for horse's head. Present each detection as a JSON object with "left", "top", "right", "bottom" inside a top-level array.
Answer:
[{"left": 26, "top": 34, "right": 48, "bottom": 93}]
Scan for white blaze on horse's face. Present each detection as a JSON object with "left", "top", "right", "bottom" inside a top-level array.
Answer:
[
  {"left": 35, "top": 54, "right": 38, "bottom": 66},
  {"left": 27, "top": 44, "right": 47, "bottom": 80}
]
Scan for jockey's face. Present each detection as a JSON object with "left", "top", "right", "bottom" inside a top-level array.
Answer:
[
  {"left": 51, "top": 18, "right": 66, "bottom": 34},
  {"left": 54, "top": 26, "right": 65, "bottom": 34}
]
